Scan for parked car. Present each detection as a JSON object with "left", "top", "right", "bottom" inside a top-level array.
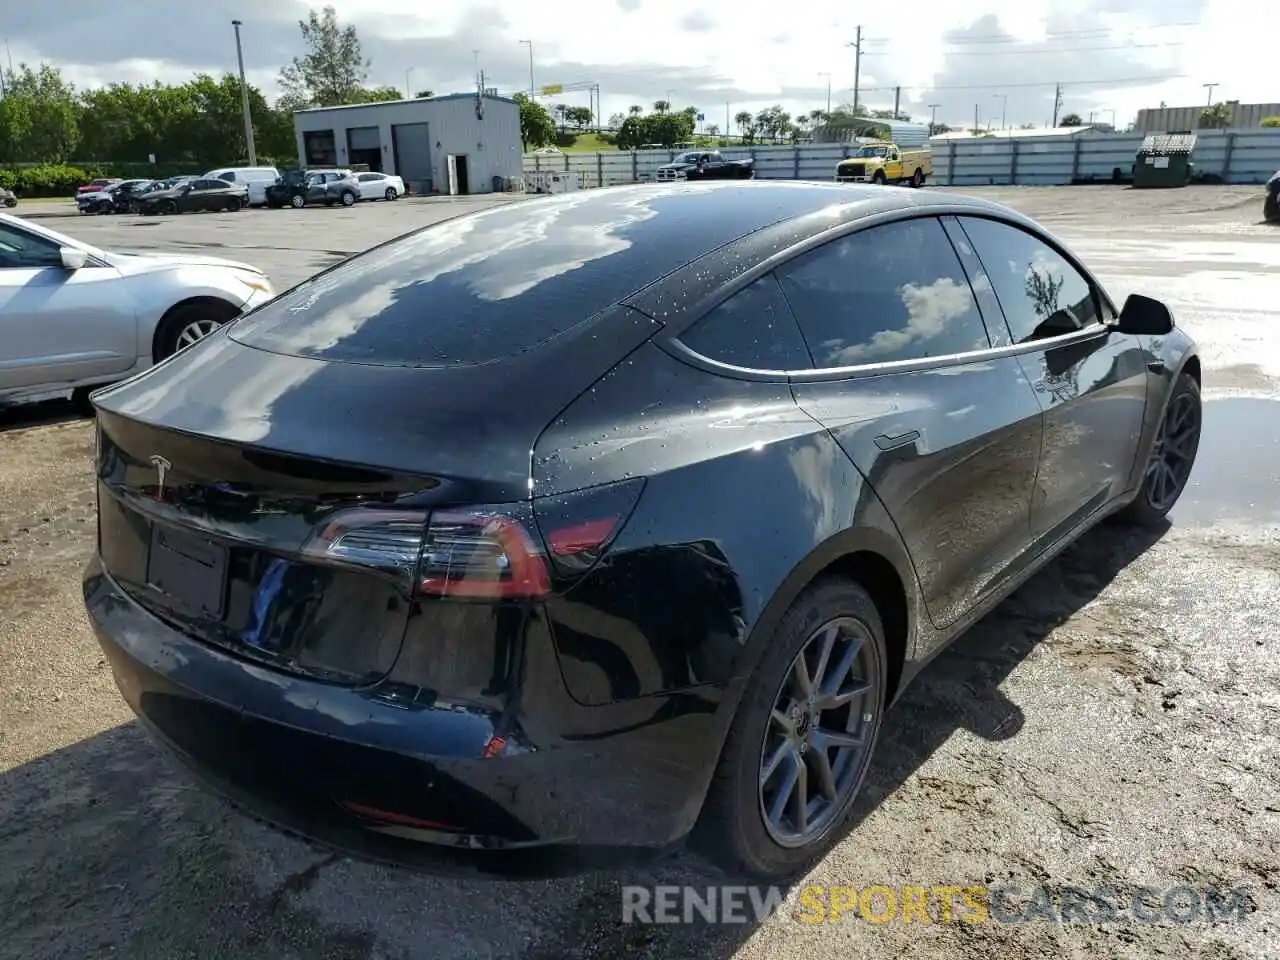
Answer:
[
  {"left": 205, "top": 166, "right": 282, "bottom": 207},
  {"left": 835, "top": 143, "right": 932, "bottom": 187},
  {"left": 135, "top": 178, "right": 249, "bottom": 215},
  {"left": 76, "top": 177, "right": 120, "bottom": 197},
  {"left": 355, "top": 171, "right": 406, "bottom": 201},
  {"left": 0, "top": 212, "right": 273, "bottom": 404},
  {"left": 77, "top": 178, "right": 153, "bottom": 215},
  {"left": 265, "top": 169, "right": 360, "bottom": 208},
  {"left": 656, "top": 150, "right": 755, "bottom": 182},
  {"left": 1265, "top": 169, "right": 1280, "bottom": 222},
  {"left": 82, "top": 182, "right": 1200, "bottom": 879},
  {"left": 0, "top": 186, "right": 16, "bottom": 208}
]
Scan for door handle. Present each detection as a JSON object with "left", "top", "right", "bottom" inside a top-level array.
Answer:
[
  {"left": 1146, "top": 360, "right": 1167, "bottom": 375},
  {"left": 874, "top": 430, "right": 921, "bottom": 451}
]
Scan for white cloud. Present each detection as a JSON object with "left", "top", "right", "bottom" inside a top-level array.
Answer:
[{"left": 6, "top": 0, "right": 1276, "bottom": 130}]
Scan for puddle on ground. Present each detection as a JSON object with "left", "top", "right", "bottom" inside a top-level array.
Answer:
[{"left": 1171, "top": 398, "right": 1280, "bottom": 526}]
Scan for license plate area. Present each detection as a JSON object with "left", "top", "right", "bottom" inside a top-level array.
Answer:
[{"left": 146, "top": 523, "right": 229, "bottom": 618}]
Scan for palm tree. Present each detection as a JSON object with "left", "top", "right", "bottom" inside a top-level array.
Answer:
[
  {"left": 734, "top": 110, "right": 752, "bottom": 139},
  {"left": 628, "top": 104, "right": 643, "bottom": 116},
  {"left": 653, "top": 100, "right": 670, "bottom": 114}
]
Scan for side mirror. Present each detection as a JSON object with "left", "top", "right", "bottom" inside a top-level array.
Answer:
[
  {"left": 59, "top": 247, "right": 88, "bottom": 270},
  {"left": 1116, "top": 293, "right": 1174, "bottom": 335}
]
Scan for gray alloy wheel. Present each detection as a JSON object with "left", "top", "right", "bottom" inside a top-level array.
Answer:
[
  {"left": 758, "top": 615, "right": 880, "bottom": 848},
  {"left": 1118, "top": 372, "right": 1201, "bottom": 525},
  {"left": 290, "top": 194, "right": 306, "bottom": 208},
  {"left": 340, "top": 190, "right": 356, "bottom": 206},
  {"left": 174, "top": 317, "right": 223, "bottom": 352},
  {"left": 384, "top": 187, "right": 398, "bottom": 201}
]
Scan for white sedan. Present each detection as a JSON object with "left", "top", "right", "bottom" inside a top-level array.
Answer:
[
  {"left": 0, "top": 213, "right": 274, "bottom": 404},
  {"left": 355, "top": 172, "right": 406, "bottom": 201}
]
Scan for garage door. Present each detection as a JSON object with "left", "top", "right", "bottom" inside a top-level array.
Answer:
[
  {"left": 347, "top": 126, "right": 380, "bottom": 151},
  {"left": 392, "top": 122, "right": 433, "bottom": 194}
]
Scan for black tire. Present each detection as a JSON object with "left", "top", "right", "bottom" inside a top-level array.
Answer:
[
  {"left": 154, "top": 301, "right": 240, "bottom": 361},
  {"left": 694, "top": 577, "right": 887, "bottom": 878},
  {"left": 1264, "top": 192, "right": 1280, "bottom": 223},
  {"left": 384, "top": 187, "right": 398, "bottom": 201},
  {"left": 71, "top": 386, "right": 96, "bottom": 413},
  {"left": 225, "top": 197, "right": 242, "bottom": 212},
  {"left": 872, "top": 171, "right": 886, "bottom": 185},
  {"left": 911, "top": 168, "right": 925, "bottom": 188},
  {"left": 162, "top": 200, "right": 178, "bottom": 215},
  {"left": 340, "top": 190, "right": 356, "bottom": 207},
  {"left": 1116, "top": 373, "right": 1201, "bottom": 526},
  {"left": 290, "top": 194, "right": 306, "bottom": 209}
]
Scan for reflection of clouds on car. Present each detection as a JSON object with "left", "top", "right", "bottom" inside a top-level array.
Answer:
[{"left": 827, "top": 277, "right": 978, "bottom": 365}]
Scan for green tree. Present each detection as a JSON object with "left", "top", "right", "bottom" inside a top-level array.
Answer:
[
  {"left": 1060, "top": 112, "right": 1083, "bottom": 126},
  {"left": 628, "top": 104, "right": 643, "bottom": 116},
  {"left": 1199, "top": 102, "right": 1231, "bottom": 129},
  {"left": 1262, "top": 116, "right": 1280, "bottom": 128},
  {"left": 414, "top": 89, "right": 434, "bottom": 99},
  {"left": 353, "top": 85, "right": 404, "bottom": 103},
  {"left": 653, "top": 100, "right": 670, "bottom": 114},
  {"left": 0, "top": 63, "right": 80, "bottom": 162},
  {"left": 278, "top": 5, "right": 370, "bottom": 108},
  {"left": 565, "top": 105, "right": 593, "bottom": 130},
  {"left": 513, "top": 93, "right": 555, "bottom": 149}
]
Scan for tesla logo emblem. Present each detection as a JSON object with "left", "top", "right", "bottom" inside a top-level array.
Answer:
[{"left": 149, "top": 455, "right": 172, "bottom": 499}]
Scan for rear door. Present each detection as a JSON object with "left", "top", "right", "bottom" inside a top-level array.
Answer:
[
  {"left": 782, "top": 215, "right": 1045, "bottom": 633},
  {"left": 956, "top": 215, "right": 1149, "bottom": 543},
  {"left": 0, "top": 221, "right": 136, "bottom": 390}
]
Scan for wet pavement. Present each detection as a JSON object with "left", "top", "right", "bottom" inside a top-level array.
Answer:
[{"left": 1172, "top": 399, "right": 1280, "bottom": 527}]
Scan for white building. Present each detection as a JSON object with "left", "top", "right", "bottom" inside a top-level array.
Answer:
[{"left": 292, "top": 93, "right": 523, "bottom": 195}]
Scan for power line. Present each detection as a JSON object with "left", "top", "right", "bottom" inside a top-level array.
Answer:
[{"left": 850, "top": 73, "right": 1189, "bottom": 93}]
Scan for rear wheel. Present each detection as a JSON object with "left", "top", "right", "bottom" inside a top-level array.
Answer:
[
  {"left": 1265, "top": 191, "right": 1280, "bottom": 223},
  {"left": 290, "top": 194, "right": 306, "bottom": 209},
  {"left": 911, "top": 168, "right": 925, "bottom": 188},
  {"left": 225, "top": 197, "right": 243, "bottom": 212},
  {"left": 162, "top": 200, "right": 178, "bottom": 215},
  {"left": 154, "top": 301, "right": 239, "bottom": 360},
  {"left": 695, "top": 578, "right": 886, "bottom": 878},
  {"left": 384, "top": 187, "right": 398, "bottom": 201},
  {"left": 1117, "top": 373, "right": 1201, "bottom": 525},
  {"left": 340, "top": 190, "right": 357, "bottom": 207}
]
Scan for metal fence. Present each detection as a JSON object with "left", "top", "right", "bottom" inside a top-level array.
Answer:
[{"left": 522, "top": 129, "right": 1280, "bottom": 189}]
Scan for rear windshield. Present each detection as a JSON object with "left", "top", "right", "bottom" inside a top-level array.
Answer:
[{"left": 229, "top": 186, "right": 805, "bottom": 366}]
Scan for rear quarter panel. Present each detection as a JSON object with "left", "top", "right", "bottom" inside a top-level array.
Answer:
[{"left": 533, "top": 342, "right": 921, "bottom": 706}]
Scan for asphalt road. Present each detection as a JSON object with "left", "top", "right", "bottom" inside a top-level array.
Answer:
[{"left": 1, "top": 186, "right": 1277, "bottom": 960}]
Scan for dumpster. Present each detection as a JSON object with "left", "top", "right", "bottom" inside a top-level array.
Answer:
[{"left": 1133, "top": 133, "right": 1196, "bottom": 188}]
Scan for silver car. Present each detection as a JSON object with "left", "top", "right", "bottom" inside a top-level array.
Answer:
[{"left": 0, "top": 213, "right": 275, "bottom": 404}]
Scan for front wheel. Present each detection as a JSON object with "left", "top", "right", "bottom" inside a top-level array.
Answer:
[
  {"left": 1117, "top": 372, "right": 1201, "bottom": 526},
  {"left": 872, "top": 171, "right": 886, "bottom": 185},
  {"left": 340, "top": 190, "right": 356, "bottom": 207},
  {"left": 290, "top": 194, "right": 306, "bottom": 209},
  {"left": 384, "top": 187, "right": 398, "bottom": 201},
  {"left": 695, "top": 578, "right": 886, "bottom": 878},
  {"left": 154, "top": 302, "right": 239, "bottom": 360},
  {"left": 162, "top": 200, "right": 178, "bottom": 215}
]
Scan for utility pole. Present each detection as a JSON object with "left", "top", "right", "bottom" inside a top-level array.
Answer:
[
  {"left": 893, "top": 86, "right": 901, "bottom": 120},
  {"left": 927, "top": 103, "right": 940, "bottom": 133},
  {"left": 818, "top": 72, "right": 832, "bottom": 120},
  {"left": 230, "top": 21, "right": 257, "bottom": 165},
  {"left": 1051, "top": 82, "right": 1063, "bottom": 127},
  {"left": 847, "top": 26, "right": 863, "bottom": 114},
  {"left": 994, "top": 93, "right": 1007, "bottom": 130},
  {"left": 519, "top": 40, "right": 534, "bottom": 97},
  {"left": 974, "top": 103, "right": 980, "bottom": 136},
  {"left": 1203, "top": 82, "right": 1218, "bottom": 106}
]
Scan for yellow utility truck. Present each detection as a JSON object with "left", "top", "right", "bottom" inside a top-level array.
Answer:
[{"left": 834, "top": 143, "right": 932, "bottom": 187}]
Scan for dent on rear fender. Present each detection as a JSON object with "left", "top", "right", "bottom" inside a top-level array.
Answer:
[{"left": 533, "top": 342, "right": 914, "bottom": 705}]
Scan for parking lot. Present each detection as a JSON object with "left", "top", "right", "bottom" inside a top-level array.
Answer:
[{"left": 1, "top": 186, "right": 1278, "bottom": 959}]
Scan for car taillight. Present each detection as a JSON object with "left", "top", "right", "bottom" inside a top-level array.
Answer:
[{"left": 301, "top": 480, "right": 644, "bottom": 601}]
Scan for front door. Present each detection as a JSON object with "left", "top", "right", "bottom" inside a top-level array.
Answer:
[
  {"left": 956, "top": 216, "right": 1149, "bottom": 543},
  {"left": 0, "top": 222, "right": 136, "bottom": 392},
  {"left": 780, "top": 215, "right": 1044, "bottom": 634}
]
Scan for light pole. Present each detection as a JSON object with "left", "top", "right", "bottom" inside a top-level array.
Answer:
[
  {"left": 1203, "top": 82, "right": 1218, "bottom": 106},
  {"left": 846, "top": 26, "right": 862, "bottom": 114},
  {"left": 927, "top": 103, "right": 940, "bottom": 133},
  {"left": 405, "top": 68, "right": 414, "bottom": 98},
  {"left": 818, "top": 72, "right": 832, "bottom": 120},
  {"left": 993, "top": 93, "right": 1007, "bottom": 131},
  {"left": 519, "top": 40, "right": 534, "bottom": 97},
  {"left": 230, "top": 20, "right": 257, "bottom": 165}
]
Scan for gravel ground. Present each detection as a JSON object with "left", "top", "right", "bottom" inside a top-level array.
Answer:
[{"left": 1, "top": 185, "right": 1277, "bottom": 960}]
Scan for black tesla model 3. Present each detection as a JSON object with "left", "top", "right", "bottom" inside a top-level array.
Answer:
[{"left": 84, "top": 181, "right": 1201, "bottom": 878}]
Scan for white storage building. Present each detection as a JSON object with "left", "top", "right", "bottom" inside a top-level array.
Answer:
[{"left": 292, "top": 93, "right": 523, "bottom": 195}]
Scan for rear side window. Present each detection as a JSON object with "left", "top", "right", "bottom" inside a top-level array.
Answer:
[
  {"left": 776, "top": 217, "right": 990, "bottom": 367},
  {"left": 216, "top": 172, "right": 234, "bottom": 182},
  {"left": 678, "top": 274, "right": 811, "bottom": 371},
  {"left": 958, "top": 217, "right": 1100, "bottom": 343}
]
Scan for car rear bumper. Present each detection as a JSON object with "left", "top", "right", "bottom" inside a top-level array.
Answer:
[{"left": 84, "top": 556, "right": 723, "bottom": 871}]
